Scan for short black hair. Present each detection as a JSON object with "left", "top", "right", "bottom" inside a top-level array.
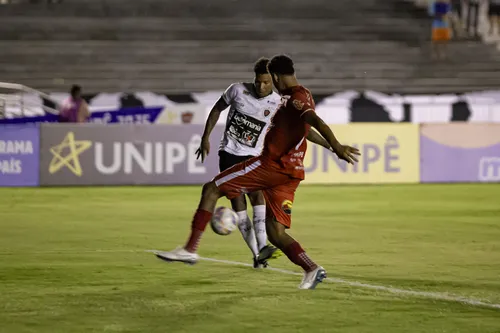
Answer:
[
  {"left": 267, "top": 54, "right": 295, "bottom": 75},
  {"left": 70, "top": 84, "right": 81, "bottom": 96},
  {"left": 253, "top": 57, "right": 270, "bottom": 75}
]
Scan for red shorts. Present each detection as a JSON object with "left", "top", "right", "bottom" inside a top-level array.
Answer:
[
  {"left": 432, "top": 27, "right": 451, "bottom": 41},
  {"left": 213, "top": 156, "right": 301, "bottom": 228}
]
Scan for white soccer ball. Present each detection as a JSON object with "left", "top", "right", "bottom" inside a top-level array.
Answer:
[{"left": 211, "top": 206, "right": 239, "bottom": 236}]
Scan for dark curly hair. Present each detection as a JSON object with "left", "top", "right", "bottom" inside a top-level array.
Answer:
[
  {"left": 253, "top": 57, "right": 270, "bottom": 75},
  {"left": 267, "top": 54, "right": 295, "bottom": 75}
]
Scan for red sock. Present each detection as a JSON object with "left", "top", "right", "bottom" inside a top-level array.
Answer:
[
  {"left": 283, "top": 241, "right": 318, "bottom": 272},
  {"left": 184, "top": 209, "right": 212, "bottom": 253}
]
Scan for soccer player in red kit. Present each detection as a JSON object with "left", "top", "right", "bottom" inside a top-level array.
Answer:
[{"left": 156, "top": 54, "right": 360, "bottom": 289}]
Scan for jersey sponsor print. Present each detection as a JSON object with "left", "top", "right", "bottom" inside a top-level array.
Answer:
[{"left": 219, "top": 83, "right": 281, "bottom": 157}]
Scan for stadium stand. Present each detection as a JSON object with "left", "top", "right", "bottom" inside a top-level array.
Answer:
[{"left": 1, "top": 0, "right": 500, "bottom": 94}]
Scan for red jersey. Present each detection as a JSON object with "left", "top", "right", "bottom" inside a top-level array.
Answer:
[{"left": 262, "top": 85, "right": 315, "bottom": 180}]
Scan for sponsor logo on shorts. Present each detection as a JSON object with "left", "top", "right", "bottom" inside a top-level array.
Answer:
[
  {"left": 281, "top": 200, "right": 293, "bottom": 215},
  {"left": 264, "top": 109, "right": 271, "bottom": 117}
]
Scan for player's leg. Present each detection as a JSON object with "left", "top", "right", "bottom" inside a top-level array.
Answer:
[
  {"left": 230, "top": 194, "right": 260, "bottom": 264},
  {"left": 263, "top": 182, "right": 327, "bottom": 289},
  {"left": 214, "top": 156, "right": 282, "bottom": 266},
  {"left": 156, "top": 156, "right": 277, "bottom": 264},
  {"left": 247, "top": 191, "right": 266, "bottom": 251},
  {"left": 431, "top": 29, "right": 438, "bottom": 60},
  {"left": 247, "top": 190, "right": 281, "bottom": 267},
  {"left": 155, "top": 180, "right": 224, "bottom": 264},
  {"left": 218, "top": 151, "right": 260, "bottom": 265}
]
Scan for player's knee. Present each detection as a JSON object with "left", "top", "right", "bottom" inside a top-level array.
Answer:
[
  {"left": 231, "top": 195, "right": 247, "bottom": 212},
  {"left": 267, "top": 231, "right": 279, "bottom": 248},
  {"left": 248, "top": 191, "right": 265, "bottom": 206},
  {"left": 266, "top": 219, "right": 286, "bottom": 248},
  {"left": 202, "top": 181, "right": 221, "bottom": 201}
]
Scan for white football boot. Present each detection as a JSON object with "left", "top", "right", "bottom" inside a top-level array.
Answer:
[
  {"left": 155, "top": 247, "right": 199, "bottom": 265},
  {"left": 298, "top": 266, "right": 327, "bottom": 290}
]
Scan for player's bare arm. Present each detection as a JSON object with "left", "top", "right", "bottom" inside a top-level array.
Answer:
[
  {"left": 302, "top": 111, "right": 360, "bottom": 164},
  {"left": 196, "top": 97, "right": 229, "bottom": 162},
  {"left": 306, "top": 128, "right": 331, "bottom": 151},
  {"left": 78, "top": 101, "right": 90, "bottom": 123}
]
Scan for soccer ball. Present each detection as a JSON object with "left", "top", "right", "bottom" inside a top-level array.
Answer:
[{"left": 211, "top": 206, "right": 239, "bottom": 236}]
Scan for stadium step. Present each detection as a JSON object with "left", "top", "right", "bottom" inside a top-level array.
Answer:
[{"left": 1, "top": 0, "right": 499, "bottom": 94}]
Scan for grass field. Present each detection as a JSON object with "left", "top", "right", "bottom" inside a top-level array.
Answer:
[{"left": 1, "top": 184, "right": 500, "bottom": 333}]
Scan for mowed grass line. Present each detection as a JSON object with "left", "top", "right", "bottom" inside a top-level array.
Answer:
[{"left": 0, "top": 184, "right": 499, "bottom": 333}]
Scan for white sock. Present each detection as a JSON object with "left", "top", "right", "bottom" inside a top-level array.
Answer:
[
  {"left": 252, "top": 205, "right": 267, "bottom": 251},
  {"left": 236, "top": 211, "right": 259, "bottom": 258}
]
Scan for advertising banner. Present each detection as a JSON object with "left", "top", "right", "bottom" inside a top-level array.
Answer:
[
  {"left": 420, "top": 124, "right": 500, "bottom": 182},
  {"left": 87, "top": 107, "right": 163, "bottom": 124},
  {"left": 154, "top": 104, "right": 207, "bottom": 125},
  {"left": 302, "top": 124, "right": 420, "bottom": 184},
  {"left": 39, "top": 124, "right": 223, "bottom": 186},
  {"left": 88, "top": 105, "right": 206, "bottom": 125},
  {"left": 0, "top": 124, "right": 40, "bottom": 187},
  {"left": 0, "top": 106, "right": 164, "bottom": 125},
  {"left": 0, "top": 113, "right": 60, "bottom": 125}
]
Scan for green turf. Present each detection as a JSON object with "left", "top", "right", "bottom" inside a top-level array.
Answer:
[{"left": 1, "top": 184, "right": 499, "bottom": 333}]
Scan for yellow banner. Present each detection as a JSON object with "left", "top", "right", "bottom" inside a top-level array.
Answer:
[{"left": 303, "top": 124, "right": 420, "bottom": 184}]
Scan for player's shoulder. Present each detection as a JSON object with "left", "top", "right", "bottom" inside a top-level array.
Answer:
[
  {"left": 289, "top": 85, "right": 313, "bottom": 99},
  {"left": 287, "top": 86, "right": 314, "bottom": 111},
  {"left": 269, "top": 91, "right": 282, "bottom": 103},
  {"left": 226, "top": 82, "right": 253, "bottom": 96}
]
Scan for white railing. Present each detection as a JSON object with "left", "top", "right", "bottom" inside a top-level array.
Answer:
[{"left": 0, "top": 81, "right": 60, "bottom": 119}]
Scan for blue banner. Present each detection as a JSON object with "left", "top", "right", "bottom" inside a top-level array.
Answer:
[
  {"left": 0, "top": 106, "right": 164, "bottom": 125},
  {"left": 0, "top": 114, "right": 59, "bottom": 124},
  {"left": 88, "top": 107, "right": 163, "bottom": 124},
  {"left": 0, "top": 124, "right": 40, "bottom": 187}
]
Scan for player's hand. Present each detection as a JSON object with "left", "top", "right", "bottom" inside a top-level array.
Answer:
[
  {"left": 195, "top": 138, "right": 210, "bottom": 162},
  {"left": 332, "top": 144, "right": 360, "bottom": 164}
]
